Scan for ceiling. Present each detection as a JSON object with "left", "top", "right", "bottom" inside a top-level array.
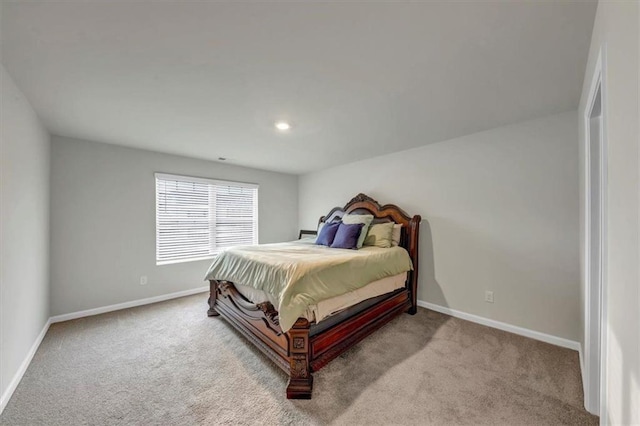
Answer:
[{"left": 1, "top": 1, "right": 596, "bottom": 175}]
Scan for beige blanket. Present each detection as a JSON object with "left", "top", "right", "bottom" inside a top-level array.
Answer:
[{"left": 204, "top": 240, "right": 413, "bottom": 331}]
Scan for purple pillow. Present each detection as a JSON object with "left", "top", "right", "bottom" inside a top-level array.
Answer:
[
  {"left": 315, "top": 221, "right": 340, "bottom": 246},
  {"left": 330, "top": 222, "right": 364, "bottom": 249}
]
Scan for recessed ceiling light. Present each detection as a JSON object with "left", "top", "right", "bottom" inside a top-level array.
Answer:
[{"left": 275, "top": 121, "right": 291, "bottom": 131}]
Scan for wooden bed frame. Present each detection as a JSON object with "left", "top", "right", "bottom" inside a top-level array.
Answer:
[{"left": 207, "top": 193, "right": 421, "bottom": 399}]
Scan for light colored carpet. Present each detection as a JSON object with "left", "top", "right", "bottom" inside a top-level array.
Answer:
[{"left": 1, "top": 294, "right": 597, "bottom": 425}]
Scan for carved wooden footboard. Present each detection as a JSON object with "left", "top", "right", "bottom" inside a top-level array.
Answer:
[
  {"left": 209, "top": 279, "right": 313, "bottom": 397},
  {"left": 207, "top": 193, "right": 421, "bottom": 399}
]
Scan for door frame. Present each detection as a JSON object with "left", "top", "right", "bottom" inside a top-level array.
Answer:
[{"left": 582, "top": 46, "right": 608, "bottom": 417}]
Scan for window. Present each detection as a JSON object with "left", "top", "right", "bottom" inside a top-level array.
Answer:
[{"left": 155, "top": 173, "right": 258, "bottom": 265}]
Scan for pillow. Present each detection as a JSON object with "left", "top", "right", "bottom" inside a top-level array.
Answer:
[
  {"left": 364, "top": 222, "right": 394, "bottom": 248},
  {"left": 330, "top": 223, "right": 364, "bottom": 249},
  {"left": 341, "top": 214, "right": 374, "bottom": 249},
  {"left": 315, "top": 221, "right": 340, "bottom": 246},
  {"left": 391, "top": 224, "right": 402, "bottom": 247}
]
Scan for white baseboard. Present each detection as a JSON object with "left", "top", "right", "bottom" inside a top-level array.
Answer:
[
  {"left": 0, "top": 318, "right": 51, "bottom": 414},
  {"left": 50, "top": 286, "right": 209, "bottom": 323},
  {"left": 417, "top": 300, "right": 581, "bottom": 351}
]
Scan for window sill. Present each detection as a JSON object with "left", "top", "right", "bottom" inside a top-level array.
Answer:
[{"left": 156, "top": 255, "right": 217, "bottom": 266}]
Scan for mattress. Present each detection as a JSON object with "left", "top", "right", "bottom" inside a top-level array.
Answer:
[
  {"left": 234, "top": 272, "right": 407, "bottom": 324},
  {"left": 204, "top": 239, "right": 413, "bottom": 331}
]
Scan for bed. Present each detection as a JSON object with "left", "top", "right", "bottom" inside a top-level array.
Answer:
[{"left": 205, "top": 193, "right": 420, "bottom": 399}]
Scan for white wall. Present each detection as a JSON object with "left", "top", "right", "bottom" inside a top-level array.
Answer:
[
  {"left": 579, "top": 1, "right": 640, "bottom": 423},
  {"left": 50, "top": 136, "right": 298, "bottom": 316},
  {"left": 299, "top": 111, "right": 580, "bottom": 341},
  {"left": 0, "top": 65, "right": 51, "bottom": 408}
]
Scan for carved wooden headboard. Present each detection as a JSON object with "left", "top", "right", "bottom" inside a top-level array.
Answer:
[{"left": 318, "top": 193, "right": 421, "bottom": 314}]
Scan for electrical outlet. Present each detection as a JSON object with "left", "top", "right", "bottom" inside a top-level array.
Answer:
[
  {"left": 140, "top": 276, "right": 148, "bottom": 286},
  {"left": 484, "top": 290, "right": 494, "bottom": 303}
]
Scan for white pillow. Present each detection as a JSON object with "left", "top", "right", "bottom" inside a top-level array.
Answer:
[{"left": 391, "top": 224, "right": 402, "bottom": 247}]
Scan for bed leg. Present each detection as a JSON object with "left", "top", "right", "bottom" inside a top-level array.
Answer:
[
  {"left": 407, "top": 265, "right": 419, "bottom": 315},
  {"left": 286, "top": 318, "right": 313, "bottom": 399},
  {"left": 207, "top": 280, "right": 220, "bottom": 317}
]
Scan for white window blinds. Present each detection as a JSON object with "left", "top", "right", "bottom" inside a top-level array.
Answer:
[{"left": 155, "top": 173, "right": 258, "bottom": 264}]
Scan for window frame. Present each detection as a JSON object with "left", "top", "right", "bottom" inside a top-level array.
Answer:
[{"left": 155, "top": 172, "right": 259, "bottom": 265}]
